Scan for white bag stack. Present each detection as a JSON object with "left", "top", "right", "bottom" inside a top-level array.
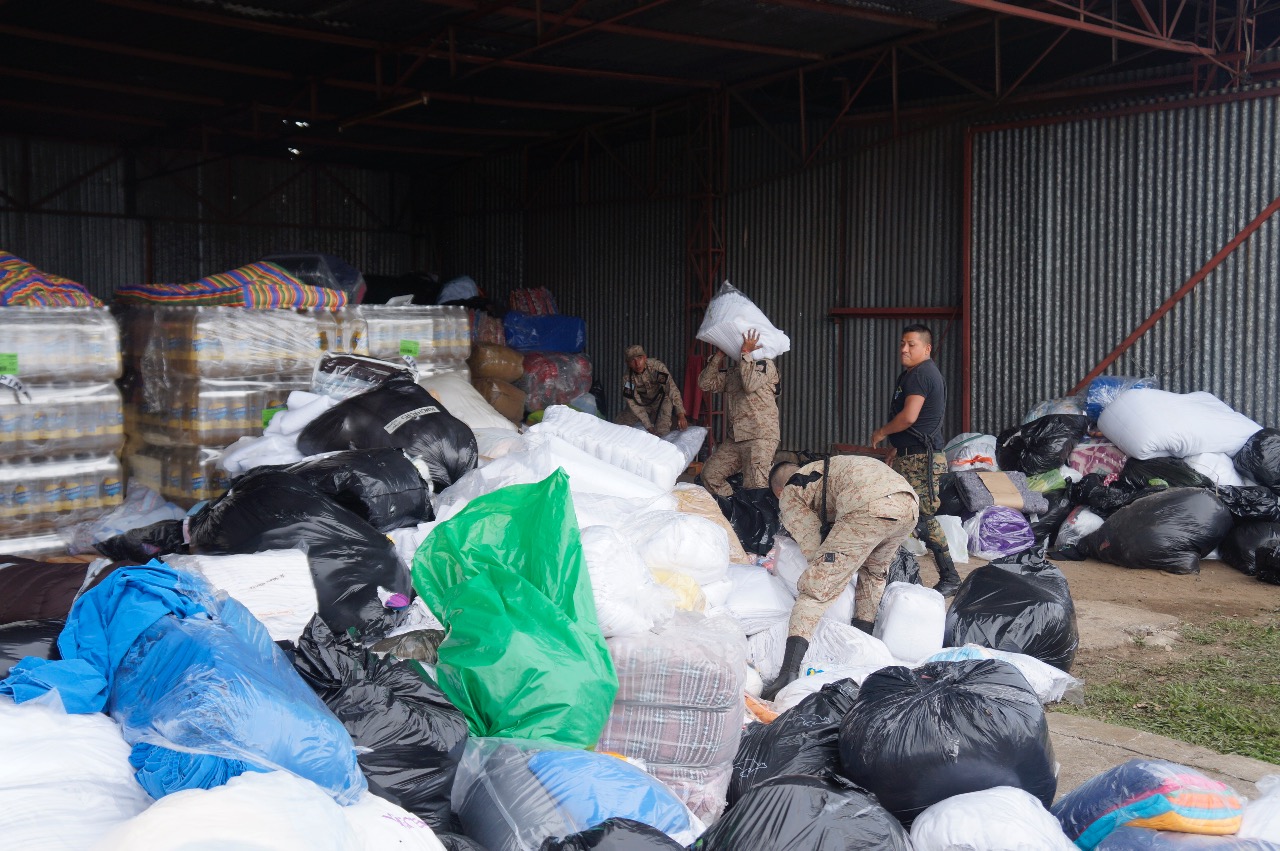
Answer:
[
  {"left": 695, "top": 281, "right": 790, "bottom": 362},
  {"left": 530, "top": 405, "right": 687, "bottom": 489},
  {"left": 909, "top": 786, "right": 1076, "bottom": 850},
  {"left": 580, "top": 526, "right": 676, "bottom": 637},
  {"left": 1098, "top": 389, "right": 1261, "bottom": 460},
  {"left": 874, "top": 582, "right": 946, "bottom": 662}
]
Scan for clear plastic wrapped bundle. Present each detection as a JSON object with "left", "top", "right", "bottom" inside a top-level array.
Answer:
[
  {"left": 127, "top": 442, "right": 229, "bottom": 508},
  {"left": 0, "top": 453, "right": 124, "bottom": 536},
  {"left": 125, "top": 306, "right": 327, "bottom": 379},
  {"left": 124, "top": 372, "right": 310, "bottom": 445},
  {"left": 311, "top": 353, "right": 417, "bottom": 401},
  {"left": 517, "top": 352, "right": 592, "bottom": 411},
  {"left": 0, "top": 382, "right": 124, "bottom": 458},
  {"left": 0, "top": 307, "right": 121, "bottom": 382},
  {"left": 349, "top": 305, "right": 471, "bottom": 361}
]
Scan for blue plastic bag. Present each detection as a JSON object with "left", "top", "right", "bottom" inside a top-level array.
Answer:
[
  {"left": 1086, "top": 376, "right": 1160, "bottom": 420},
  {"left": 503, "top": 310, "right": 586, "bottom": 353}
]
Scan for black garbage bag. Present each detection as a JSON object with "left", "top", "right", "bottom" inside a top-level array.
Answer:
[
  {"left": 1029, "top": 490, "right": 1075, "bottom": 546},
  {"left": 715, "top": 488, "right": 781, "bottom": 556},
  {"left": 1219, "top": 522, "right": 1280, "bottom": 576},
  {"left": 937, "top": 472, "right": 966, "bottom": 517},
  {"left": 886, "top": 548, "right": 922, "bottom": 586},
  {"left": 1217, "top": 486, "right": 1280, "bottom": 522},
  {"left": 996, "top": 415, "right": 1089, "bottom": 475},
  {"left": 1235, "top": 428, "right": 1280, "bottom": 487},
  {"left": 693, "top": 774, "right": 911, "bottom": 850},
  {"left": 0, "top": 619, "right": 63, "bottom": 677},
  {"left": 286, "top": 448, "right": 432, "bottom": 532},
  {"left": 945, "top": 547, "right": 1079, "bottom": 671},
  {"left": 1088, "top": 485, "right": 1168, "bottom": 518},
  {"left": 297, "top": 376, "right": 478, "bottom": 491},
  {"left": 838, "top": 659, "right": 1057, "bottom": 827},
  {"left": 1118, "top": 456, "right": 1213, "bottom": 491},
  {"left": 1079, "top": 488, "right": 1233, "bottom": 575},
  {"left": 188, "top": 468, "right": 412, "bottom": 635},
  {"left": 539, "top": 820, "right": 685, "bottom": 851},
  {"left": 437, "top": 835, "right": 490, "bottom": 851},
  {"left": 729, "top": 678, "right": 859, "bottom": 807},
  {"left": 1257, "top": 545, "right": 1280, "bottom": 586},
  {"left": 290, "top": 616, "right": 468, "bottom": 829},
  {"left": 95, "top": 519, "right": 187, "bottom": 562}
]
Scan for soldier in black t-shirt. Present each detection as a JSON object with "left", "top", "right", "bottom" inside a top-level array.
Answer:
[{"left": 870, "top": 324, "right": 961, "bottom": 596}]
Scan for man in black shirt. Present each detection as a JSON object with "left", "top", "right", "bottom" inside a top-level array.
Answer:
[{"left": 870, "top": 324, "right": 961, "bottom": 596}]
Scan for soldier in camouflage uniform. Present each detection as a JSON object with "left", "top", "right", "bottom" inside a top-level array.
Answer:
[
  {"left": 870, "top": 324, "right": 961, "bottom": 597},
  {"left": 697, "top": 330, "right": 780, "bottom": 497},
  {"left": 614, "top": 344, "right": 688, "bottom": 436},
  {"left": 761, "top": 456, "right": 918, "bottom": 700}
]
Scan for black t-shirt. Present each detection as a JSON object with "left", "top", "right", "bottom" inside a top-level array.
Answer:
[{"left": 888, "top": 358, "right": 946, "bottom": 451}]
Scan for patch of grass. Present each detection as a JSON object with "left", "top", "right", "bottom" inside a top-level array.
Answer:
[{"left": 1061, "top": 617, "right": 1280, "bottom": 763}]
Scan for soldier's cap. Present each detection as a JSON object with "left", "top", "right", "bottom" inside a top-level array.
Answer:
[{"left": 625, "top": 344, "right": 646, "bottom": 360}]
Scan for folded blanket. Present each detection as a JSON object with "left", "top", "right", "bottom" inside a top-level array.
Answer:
[
  {"left": 116, "top": 262, "right": 347, "bottom": 309},
  {"left": 954, "top": 471, "right": 1049, "bottom": 515},
  {"left": 0, "top": 251, "right": 101, "bottom": 306}
]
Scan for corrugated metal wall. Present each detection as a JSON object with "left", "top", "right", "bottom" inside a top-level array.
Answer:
[{"left": 970, "top": 93, "right": 1280, "bottom": 433}]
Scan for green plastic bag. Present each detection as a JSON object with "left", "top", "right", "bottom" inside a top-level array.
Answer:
[
  {"left": 411, "top": 470, "right": 617, "bottom": 748},
  {"left": 1027, "top": 467, "right": 1069, "bottom": 493}
]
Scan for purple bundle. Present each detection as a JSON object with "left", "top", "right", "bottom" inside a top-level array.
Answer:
[{"left": 964, "top": 506, "right": 1036, "bottom": 560}]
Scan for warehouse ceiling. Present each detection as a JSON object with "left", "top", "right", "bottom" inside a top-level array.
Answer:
[{"left": 1, "top": 0, "right": 1277, "bottom": 174}]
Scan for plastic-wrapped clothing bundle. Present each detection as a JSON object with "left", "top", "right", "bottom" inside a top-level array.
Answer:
[
  {"left": 997, "top": 414, "right": 1089, "bottom": 475},
  {"left": 756, "top": 537, "right": 856, "bottom": 625},
  {"left": 1080, "top": 489, "right": 1233, "bottom": 574},
  {"left": 945, "top": 432, "right": 999, "bottom": 472},
  {"left": 1052, "top": 759, "right": 1245, "bottom": 850},
  {"left": 1099, "top": 390, "right": 1262, "bottom": 460},
  {"left": 887, "top": 547, "right": 923, "bottom": 585},
  {"left": 411, "top": 471, "right": 618, "bottom": 749},
  {"left": 188, "top": 468, "right": 412, "bottom": 635},
  {"left": 297, "top": 376, "right": 478, "bottom": 492},
  {"left": 749, "top": 618, "right": 895, "bottom": 683},
  {"left": 722, "top": 563, "right": 794, "bottom": 635},
  {"left": 672, "top": 484, "right": 753, "bottom": 564},
  {"left": 1025, "top": 396, "right": 1087, "bottom": 422},
  {"left": 468, "top": 343, "right": 525, "bottom": 382},
  {"left": 580, "top": 526, "right": 676, "bottom": 638},
  {"left": 963, "top": 506, "right": 1036, "bottom": 559},
  {"left": 954, "top": 470, "right": 1050, "bottom": 514},
  {"left": 451, "top": 738, "right": 703, "bottom": 851},
  {"left": 164, "top": 550, "right": 318, "bottom": 643},
  {"left": 695, "top": 281, "right": 791, "bottom": 362},
  {"left": 945, "top": 547, "right": 1079, "bottom": 671},
  {"left": 1240, "top": 775, "right": 1280, "bottom": 841},
  {"left": 714, "top": 486, "right": 780, "bottom": 556},
  {"left": 1218, "top": 487, "right": 1280, "bottom": 522},
  {"left": 1070, "top": 440, "right": 1129, "bottom": 478},
  {"left": 1086, "top": 375, "right": 1161, "bottom": 419},
  {"left": 660, "top": 426, "right": 707, "bottom": 468},
  {"left": 517, "top": 352, "right": 593, "bottom": 410},
  {"left": 1235, "top": 429, "right": 1280, "bottom": 488},
  {"left": 1027, "top": 466, "right": 1082, "bottom": 494},
  {"left": 531, "top": 405, "right": 688, "bottom": 489},
  {"left": 1219, "top": 522, "right": 1280, "bottom": 576},
  {"left": 911, "top": 786, "right": 1077, "bottom": 850},
  {"left": 1055, "top": 506, "right": 1105, "bottom": 552},
  {"left": 729, "top": 678, "right": 859, "bottom": 806},
  {"left": 503, "top": 310, "right": 586, "bottom": 353},
  {"left": 422, "top": 371, "right": 519, "bottom": 433},
  {"left": 874, "top": 582, "right": 945, "bottom": 662},
  {"left": 1186, "top": 452, "right": 1254, "bottom": 488},
  {"left": 1097, "top": 827, "right": 1280, "bottom": 849},
  {"left": 623, "top": 509, "right": 729, "bottom": 585},
  {"left": 598, "top": 613, "right": 747, "bottom": 823},
  {"left": 311, "top": 353, "right": 416, "bottom": 401},
  {"left": 285, "top": 448, "right": 432, "bottom": 532},
  {"left": 925, "top": 645, "right": 1083, "bottom": 705},
  {"left": 692, "top": 774, "right": 911, "bottom": 850},
  {"left": 0, "top": 696, "right": 153, "bottom": 850},
  {"left": 290, "top": 617, "right": 468, "bottom": 829},
  {"left": 839, "top": 659, "right": 1057, "bottom": 826},
  {"left": 539, "top": 819, "right": 687, "bottom": 850},
  {"left": 1030, "top": 490, "right": 1075, "bottom": 547}
]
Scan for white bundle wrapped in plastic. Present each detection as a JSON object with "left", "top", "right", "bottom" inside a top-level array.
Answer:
[
  {"left": 625, "top": 510, "right": 730, "bottom": 586},
  {"left": 580, "top": 526, "right": 676, "bottom": 637},
  {"left": 529, "top": 405, "right": 687, "bottom": 489},
  {"left": 945, "top": 432, "right": 1000, "bottom": 473},
  {"left": 767, "top": 534, "right": 857, "bottom": 623},
  {"left": 0, "top": 697, "right": 153, "bottom": 851},
  {"left": 672, "top": 483, "right": 753, "bottom": 565},
  {"left": 662, "top": 426, "right": 708, "bottom": 467},
  {"left": 935, "top": 515, "right": 971, "bottom": 564},
  {"left": 874, "top": 582, "right": 946, "bottom": 663},
  {"left": 598, "top": 613, "right": 747, "bottom": 824},
  {"left": 164, "top": 550, "right": 319, "bottom": 643},
  {"left": 749, "top": 618, "right": 896, "bottom": 682},
  {"left": 420, "top": 372, "right": 517, "bottom": 433},
  {"left": 723, "top": 564, "right": 795, "bottom": 635},
  {"left": 909, "top": 786, "right": 1076, "bottom": 851},
  {"left": 924, "top": 646, "right": 1084, "bottom": 705},
  {"left": 1239, "top": 775, "right": 1280, "bottom": 840},
  {"left": 696, "top": 281, "right": 791, "bottom": 362},
  {"left": 1098, "top": 389, "right": 1262, "bottom": 460},
  {"left": 770, "top": 665, "right": 891, "bottom": 713},
  {"left": 1185, "top": 452, "right": 1254, "bottom": 488}
]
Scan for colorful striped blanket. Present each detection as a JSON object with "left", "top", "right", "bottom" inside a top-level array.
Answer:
[
  {"left": 0, "top": 251, "right": 102, "bottom": 306},
  {"left": 116, "top": 261, "right": 347, "bottom": 309}
]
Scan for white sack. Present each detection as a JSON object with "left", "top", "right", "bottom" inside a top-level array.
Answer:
[
  {"left": 530, "top": 405, "right": 687, "bottom": 489},
  {"left": 0, "top": 697, "right": 153, "bottom": 851},
  {"left": 1098, "top": 389, "right": 1261, "bottom": 460},
  {"left": 1185, "top": 451, "right": 1255, "bottom": 488},
  {"left": 925, "top": 645, "right": 1084, "bottom": 705},
  {"left": 1239, "top": 774, "right": 1280, "bottom": 840},
  {"left": 766, "top": 533, "right": 856, "bottom": 624},
  {"left": 661, "top": 426, "right": 708, "bottom": 468},
  {"left": 935, "top": 515, "right": 970, "bottom": 565},
  {"left": 343, "top": 791, "right": 449, "bottom": 851},
  {"left": 580, "top": 526, "right": 676, "bottom": 637},
  {"left": 770, "top": 665, "right": 891, "bottom": 713},
  {"left": 696, "top": 281, "right": 791, "bottom": 362},
  {"left": 1056, "top": 506, "right": 1105, "bottom": 550},
  {"left": 723, "top": 564, "right": 795, "bottom": 635},
  {"left": 164, "top": 550, "right": 319, "bottom": 643},
  {"left": 701, "top": 578, "right": 734, "bottom": 609},
  {"left": 945, "top": 433, "right": 1000, "bottom": 473},
  {"left": 625, "top": 511, "right": 730, "bottom": 585},
  {"left": 910, "top": 786, "right": 1076, "bottom": 851},
  {"left": 874, "top": 582, "right": 945, "bottom": 663},
  {"left": 749, "top": 618, "right": 896, "bottom": 682},
  {"left": 421, "top": 372, "right": 517, "bottom": 433}
]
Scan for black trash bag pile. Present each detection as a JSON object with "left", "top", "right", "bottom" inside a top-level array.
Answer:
[
  {"left": 1118, "top": 456, "right": 1213, "bottom": 491},
  {"left": 188, "top": 468, "right": 412, "bottom": 635},
  {"left": 996, "top": 415, "right": 1089, "bottom": 475},
  {"left": 1220, "top": 522, "right": 1280, "bottom": 576},
  {"left": 298, "top": 376, "right": 478, "bottom": 492},
  {"left": 95, "top": 518, "right": 187, "bottom": 562},
  {"left": 540, "top": 820, "right": 685, "bottom": 851},
  {"left": 886, "top": 548, "right": 922, "bottom": 586},
  {"left": 0, "top": 620, "right": 63, "bottom": 677},
  {"left": 1030, "top": 490, "right": 1075, "bottom": 546},
  {"left": 945, "top": 547, "right": 1079, "bottom": 672},
  {"left": 1258, "top": 545, "right": 1280, "bottom": 586},
  {"left": 286, "top": 448, "right": 433, "bottom": 532},
  {"left": 838, "top": 659, "right": 1057, "bottom": 827},
  {"left": 1079, "top": 488, "right": 1233, "bottom": 575},
  {"left": 729, "top": 678, "right": 859, "bottom": 806},
  {"left": 693, "top": 774, "right": 912, "bottom": 850},
  {"left": 1217, "top": 486, "right": 1280, "bottom": 522},
  {"left": 1235, "top": 428, "right": 1280, "bottom": 487},
  {"left": 715, "top": 487, "right": 781, "bottom": 556},
  {"left": 290, "top": 616, "right": 469, "bottom": 830}
]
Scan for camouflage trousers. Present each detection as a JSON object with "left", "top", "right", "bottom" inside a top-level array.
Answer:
[
  {"left": 614, "top": 402, "right": 676, "bottom": 437},
  {"left": 788, "top": 490, "right": 919, "bottom": 638},
  {"left": 891, "top": 450, "right": 953, "bottom": 578},
  {"left": 701, "top": 436, "right": 778, "bottom": 497}
]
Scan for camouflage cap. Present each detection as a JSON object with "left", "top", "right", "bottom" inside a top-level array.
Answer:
[{"left": 625, "top": 344, "right": 646, "bottom": 360}]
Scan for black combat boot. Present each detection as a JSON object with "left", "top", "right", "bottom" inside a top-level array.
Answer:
[
  {"left": 761, "top": 635, "right": 809, "bottom": 701},
  {"left": 931, "top": 543, "right": 961, "bottom": 597}
]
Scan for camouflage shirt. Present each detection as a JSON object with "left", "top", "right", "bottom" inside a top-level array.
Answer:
[
  {"left": 697, "top": 353, "right": 780, "bottom": 442},
  {"left": 779, "top": 456, "right": 917, "bottom": 561},
  {"left": 621, "top": 358, "right": 685, "bottom": 429}
]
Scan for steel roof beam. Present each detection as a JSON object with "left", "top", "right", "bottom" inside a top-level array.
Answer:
[
  {"left": 753, "top": 0, "right": 939, "bottom": 30},
  {"left": 945, "top": 0, "right": 1217, "bottom": 55}
]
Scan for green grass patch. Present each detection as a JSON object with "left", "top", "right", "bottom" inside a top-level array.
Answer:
[{"left": 1060, "top": 617, "right": 1280, "bottom": 763}]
